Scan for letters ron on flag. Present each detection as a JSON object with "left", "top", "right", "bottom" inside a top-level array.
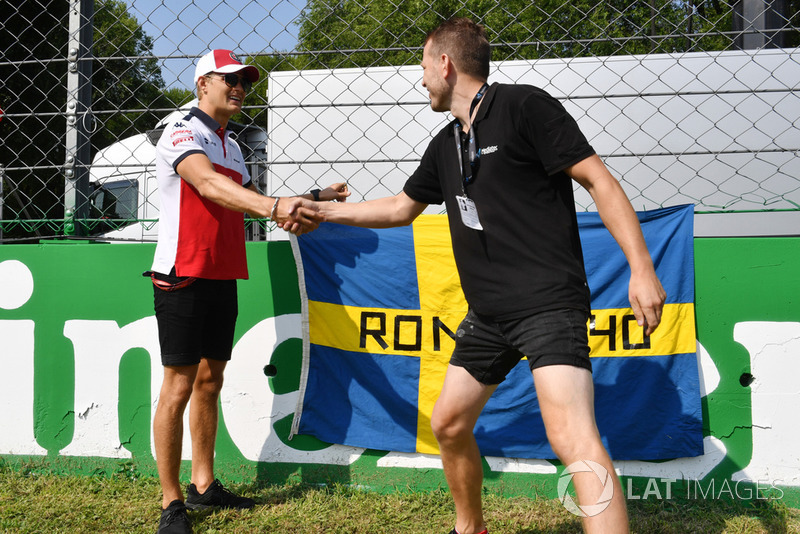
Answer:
[{"left": 289, "top": 204, "right": 702, "bottom": 460}]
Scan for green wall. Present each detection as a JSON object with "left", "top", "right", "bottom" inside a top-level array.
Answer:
[{"left": 0, "top": 237, "right": 797, "bottom": 506}]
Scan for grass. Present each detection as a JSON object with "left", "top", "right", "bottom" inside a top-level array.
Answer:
[{"left": 0, "top": 468, "right": 798, "bottom": 533}]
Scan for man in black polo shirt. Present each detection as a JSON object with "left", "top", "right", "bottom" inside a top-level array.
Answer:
[{"left": 311, "top": 17, "right": 665, "bottom": 534}]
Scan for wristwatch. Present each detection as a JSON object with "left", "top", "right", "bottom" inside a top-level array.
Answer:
[{"left": 310, "top": 188, "right": 321, "bottom": 201}]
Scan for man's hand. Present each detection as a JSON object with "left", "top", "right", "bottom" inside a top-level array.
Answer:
[
  {"left": 629, "top": 270, "right": 667, "bottom": 336},
  {"left": 319, "top": 182, "right": 350, "bottom": 202},
  {"left": 274, "top": 197, "right": 324, "bottom": 235}
]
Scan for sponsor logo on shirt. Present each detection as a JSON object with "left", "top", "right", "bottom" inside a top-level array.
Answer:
[
  {"left": 170, "top": 128, "right": 195, "bottom": 146},
  {"left": 172, "top": 136, "right": 194, "bottom": 146},
  {"left": 480, "top": 145, "right": 499, "bottom": 156}
]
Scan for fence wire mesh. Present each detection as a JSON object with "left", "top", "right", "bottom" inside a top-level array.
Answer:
[{"left": 1, "top": 0, "right": 798, "bottom": 242}]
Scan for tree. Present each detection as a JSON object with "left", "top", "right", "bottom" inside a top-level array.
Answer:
[
  {"left": 91, "top": 0, "right": 185, "bottom": 153},
  {"left": 0, "top": 0, "right": 177, "bottom": 240},
  {"left": 296, "top": 0, "right": 451, "bottom": 68},
  {"left": 294, "top": 0, "right": 798, "bottom": 69},
  {"left": 0, "top": 0, "right": 69, "bottom": 239}
]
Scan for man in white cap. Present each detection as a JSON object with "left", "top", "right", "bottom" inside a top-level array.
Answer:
[{"left": 150, "top": 49, "right": 347, "bottom": 534}]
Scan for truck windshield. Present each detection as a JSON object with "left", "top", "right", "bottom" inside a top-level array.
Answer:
[{"left": 88, "top": 179, "right": 139, "bottom": 235}]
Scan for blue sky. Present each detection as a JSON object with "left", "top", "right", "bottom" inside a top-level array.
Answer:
[{"left": 124, "top": 0, "right": 304, "bottom": 89}]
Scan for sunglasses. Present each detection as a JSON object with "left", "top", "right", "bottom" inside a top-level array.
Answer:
[{"left": 208, "top": 72, "right": 253, "bottom": 92}]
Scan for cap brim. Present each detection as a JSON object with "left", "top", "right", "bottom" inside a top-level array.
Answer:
[{"left": 213, "top": 63, "right": 260, "bottom": 82}]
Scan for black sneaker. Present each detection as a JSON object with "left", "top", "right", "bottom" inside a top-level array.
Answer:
[
  {"left": 185, "top": 479, "right": 255, "bottom": 510},
  {"left": 157, "top": 500, "right": 191, "bottom": 534}
]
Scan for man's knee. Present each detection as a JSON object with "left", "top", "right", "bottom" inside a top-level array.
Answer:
[
  {"left": 546, "top": 429, "right": 577, "bottom": 461},
  {"left": 157, "top": 369, "right": 197, "bottom": 411},
  {"left": 546, "top": 425, "right": 606, "bottom": 464},
  {"left": 193, "top": 359, "right": 226, "bottom": 396},
  {"left": 193, "top": 372, "right": 224, "bottom": 399},
  {"left": 157, "top": 381, "right": 193, "bottom": 412},
  {"left": 431, "top": 403, "right": 473, "bottom": 445}
]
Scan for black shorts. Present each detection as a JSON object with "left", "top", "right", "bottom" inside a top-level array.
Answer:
[
  {"left": 152, "top": 273, "right": 238, "bottom": 366},
  {"left": 450, "top": 308, "right": 592, "bottom": 385}
]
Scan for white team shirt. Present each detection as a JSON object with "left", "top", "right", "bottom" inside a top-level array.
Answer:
[{"left": 151, "top": 107, "right": 251, "bottom": 279}]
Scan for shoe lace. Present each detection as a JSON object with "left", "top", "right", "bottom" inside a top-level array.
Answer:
[
  {"left": 212, "top": 479, "right": 239, "bottom": 503},
  {"left": 162, "top": 506, "right": 189, "bottom": 527}
]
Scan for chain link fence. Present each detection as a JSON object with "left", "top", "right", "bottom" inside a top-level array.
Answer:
[{"left": 1, "top": 0, "right": 798, "bottom": 242}]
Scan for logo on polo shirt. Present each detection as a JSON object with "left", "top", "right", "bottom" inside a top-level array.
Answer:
[{"left": 170, "top": 127, "right": 194, "bottom": 146}]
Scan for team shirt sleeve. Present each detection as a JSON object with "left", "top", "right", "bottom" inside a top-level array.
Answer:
[{"left": 157, "top": 118, "right": 207, "bottom": 174}]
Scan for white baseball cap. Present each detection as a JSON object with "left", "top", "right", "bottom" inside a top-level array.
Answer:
[{"left": 194, "top": 49, "right": 260, "bottom": 84}]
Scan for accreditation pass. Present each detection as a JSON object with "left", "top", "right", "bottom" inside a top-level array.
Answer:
[{"left": 456, "top": 195, "right": 483, "bottom": 230}]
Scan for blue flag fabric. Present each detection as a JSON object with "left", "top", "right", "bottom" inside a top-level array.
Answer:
[{"left": 291, "top": 204, "right": 702, "bottom": 460}]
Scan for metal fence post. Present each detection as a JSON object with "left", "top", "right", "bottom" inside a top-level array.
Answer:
[
  {"left": 735, "top": 0, "right": 787, "bottom": 49},
  {"left": 64, "top": 0, "right": 94, "bottom": 237}
]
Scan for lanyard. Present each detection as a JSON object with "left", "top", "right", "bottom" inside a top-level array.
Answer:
[{"left": 453, "top": 83, "right": 489, "bottom": 195}]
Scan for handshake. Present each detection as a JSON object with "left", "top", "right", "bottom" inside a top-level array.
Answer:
[{"left": 270, "top": 182, "right": 350, "bottom": 236}]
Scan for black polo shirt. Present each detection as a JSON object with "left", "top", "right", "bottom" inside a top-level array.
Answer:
[{"left": 404, "top": 83, "right": 595, "bottom": 320}]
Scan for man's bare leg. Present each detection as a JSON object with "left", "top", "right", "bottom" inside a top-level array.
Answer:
[
  {"left": 154, "top": 364, "right": 198, "bottom": 508},
  {"left": 189, "top": 358, "right": 227, "bottom": 493},
  {"left": 533, "top": 364, "right": 628, "bottom": 533},
  {"left": 431, "top": 365, "right": 497, "bottom": 534}
]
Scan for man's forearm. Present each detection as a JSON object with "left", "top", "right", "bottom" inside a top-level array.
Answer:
[
  {"left": 318, "top": 192, "right": 426, "bottom": 228},
  {"left": 589, "top": 177, "right": 655, "bottom": 275}
]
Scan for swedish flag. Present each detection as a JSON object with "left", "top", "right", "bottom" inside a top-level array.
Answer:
[{"left": 291, "top": 204, "right": 702, "bottom": 460}]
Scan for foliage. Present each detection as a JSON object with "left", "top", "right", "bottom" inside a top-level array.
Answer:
[
  {"left": 293, "top": 0, "right": 800, "bottom": 69},
  {"left": 0, "top": 0, "right": 178, "bottom": 240},
  {"left": 0, "top": 0, "right": 69, "bottom": 232},
  {"left": 296, "top": 0, "right": 454, "bottom": 68},
  {"left": 91, "top": 0, "right": 180, "bottom": 152}
]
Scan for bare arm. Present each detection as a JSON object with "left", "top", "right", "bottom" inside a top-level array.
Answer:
[
  {"left": 176, "top": 153, "right": 323, "bottom": 233},
  {"left": 567, "top": 154, "right": 666, "bottom": 335},
  {"left": 288, "top": 191, "right": 427, "bottom": 229}
]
